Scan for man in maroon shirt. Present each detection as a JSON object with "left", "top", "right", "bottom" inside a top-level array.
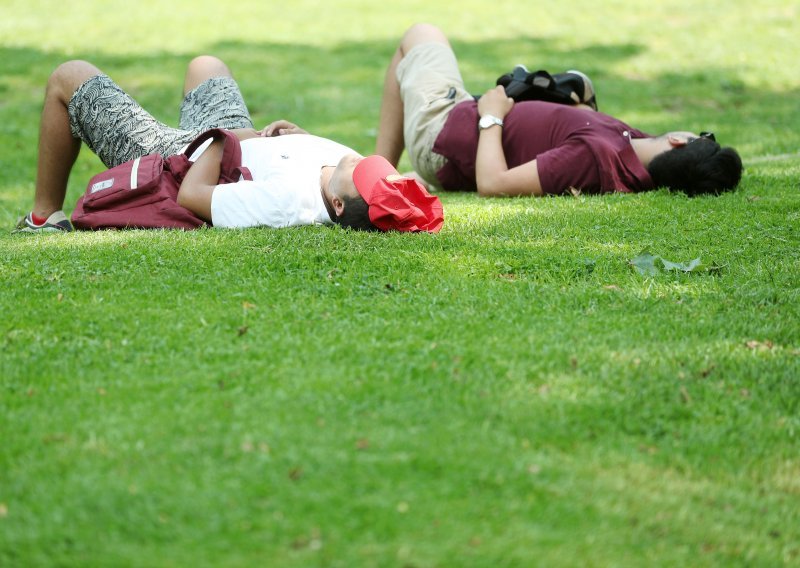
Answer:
[{"left": 376, "top": 24, "right": 742, "bottom": 198}]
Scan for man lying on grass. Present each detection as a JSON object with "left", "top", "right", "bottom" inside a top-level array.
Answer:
[
  {"left": 376, "top": 23, "right": 743, "bottom": 197},
  {"left": 15, "top": 56, "right": 442, "bottom": 234}
]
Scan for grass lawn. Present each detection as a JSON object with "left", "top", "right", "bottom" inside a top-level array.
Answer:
[{"left": 1, "top": 1, "right": 798, "bottom": 566}]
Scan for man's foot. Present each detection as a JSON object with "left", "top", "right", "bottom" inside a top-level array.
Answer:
[
  {"left": 555, "top": 70, "right": 598, "bottom": 111},
  {"left": 13, "top": 210, "right": 73, "bottom": 233}
]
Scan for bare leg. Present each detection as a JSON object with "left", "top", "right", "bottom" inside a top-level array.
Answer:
[
  {"left": 375, "top": 48, "right": 406, "bottom": 166},
  {"left": 33, "top": 60, "right": 103, "bottom": 218},
  {"left": 375, "top": 23, "right": 452, "bottom": 167},
  {"left": 183, "top": 55, "right": 233, "bottom": 96}
]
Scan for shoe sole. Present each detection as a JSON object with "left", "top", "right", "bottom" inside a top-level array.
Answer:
[
  {"left": 566, "top": 69, "right": 597, "bottom": 109},
  {"left": 12, "top": 226, "right": 67, "bottom": 234}
]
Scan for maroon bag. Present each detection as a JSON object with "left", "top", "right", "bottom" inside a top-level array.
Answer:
[{"left": 71, "top": 128, "right": 252, "bottom": 230}]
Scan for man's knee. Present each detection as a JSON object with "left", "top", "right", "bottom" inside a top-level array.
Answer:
[
  {"left": 400, "top": 23, "right": 450, "bottom": 54},
  {"left": 187, "top": 56, "right": 232, "bottom": 80},
  {"left": 184, "top": 56, "right": 232, "bottom": 96},
  {"left": 47, "top": 60, "right": 102, "bottom": 101}
]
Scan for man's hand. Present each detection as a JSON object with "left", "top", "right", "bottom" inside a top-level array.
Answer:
[
  {"left": 477, "top": 85, "right": 514, "bottom": 120},
  {"left": 258, "top": 120, "right": 308, "bottom": 137}
]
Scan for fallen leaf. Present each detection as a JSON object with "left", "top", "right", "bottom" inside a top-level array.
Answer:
[
  {"left": 629, "top": 250, "right": 659, "bottom": 276},
  {"left": 355, "top": 438, "right": 370, "bottom": 450},
  {"left": 289, "top": 467, "right": 303, "bottom": 481},
  {"left": 237, "top": 326, "right": 249, "bottom": 336},
  {"left": 700, "top": 365, "right": 715, "bottom": 378},
  {"left": 630, "top": 249, "right": 721, "bottom": 275},
  {"left": 42, "top": 433, "right": 67, "bottom": 444},
  {"left": 680, "top": 386, "right": 692, "bottom": 404},
  {"left": 746, "top": 340, "right": 774, "bottom": 350},
  {"left": 242, "top": 302, "right": 257, "bottom": 310},
  {"left": 603, "top": 284, "right": 622, "bottom": 291},
  {"left": 0, "top": 503, "right": 7, "bottom": 517},
  {"left": 291, "top": 536, "right": 309, "bottom": 550},
  {"left": 661, "top": 257, "right": 704, "bottom": 272}
]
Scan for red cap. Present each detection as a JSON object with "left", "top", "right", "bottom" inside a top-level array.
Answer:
[{"left": 352, "top": 155, "right": 444, "bottom": 233}]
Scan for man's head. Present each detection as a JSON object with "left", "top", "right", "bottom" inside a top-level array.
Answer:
[
  {"left": 647, "top": 132, "right": 742, "bottom": 196},
  {"left": 327, "top": 154, "right": 378, "bottom": 231},
  {"left": 327, "top": 154, "right": 444, "bottom": 233}
]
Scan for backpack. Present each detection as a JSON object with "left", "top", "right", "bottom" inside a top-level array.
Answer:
[
  {"left": 71, "top": 128, "right": 252, "bottom": 230},
  {"left": 494, "top": 65, "right": 597, "bottom": 110}
]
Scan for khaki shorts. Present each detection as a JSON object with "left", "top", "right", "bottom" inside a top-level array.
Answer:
[{"left": 396, "top": 42, "right": 473, "bottom": 188}]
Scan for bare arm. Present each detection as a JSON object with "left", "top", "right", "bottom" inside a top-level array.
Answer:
[
  {"left": 176, "top": 139, "right": 223, "bottom": 221},
  {"left": 475, "top": 86, "right": 543, "bottom": 197},
  {"left": 230, "top": 128, "right": 261, "bottom": 141}
]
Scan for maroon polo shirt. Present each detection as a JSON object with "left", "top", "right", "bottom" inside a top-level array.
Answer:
[{"left": 432, "top": 100, "right": 655, "bottom": 194}]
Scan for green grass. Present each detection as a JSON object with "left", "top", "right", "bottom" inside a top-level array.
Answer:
[{"left": 1, "top": 1, "right": 799, "bottom": 566}]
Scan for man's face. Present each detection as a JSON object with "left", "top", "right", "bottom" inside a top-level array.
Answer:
[{"left": 329, "top": 153, "right": 363, "bottom": 202}]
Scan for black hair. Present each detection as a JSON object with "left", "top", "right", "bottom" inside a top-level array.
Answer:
[
  {"left": 647, "top": 138, "right": 743, "bottom": 196},
  {"left": 334, "top": 193, "right": 379, "bottom": 231}
]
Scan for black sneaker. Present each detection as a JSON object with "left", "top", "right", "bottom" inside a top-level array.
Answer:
[
  {"left": 554, "top": 70, "right": 598, "bottom": 110},
  {"left": 13, "top": 211, "right": 73, "bottom": 233}
]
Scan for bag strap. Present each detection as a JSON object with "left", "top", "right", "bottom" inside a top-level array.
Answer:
[{"left": 174, "top": 128, "right": 253, "bottom": 183}]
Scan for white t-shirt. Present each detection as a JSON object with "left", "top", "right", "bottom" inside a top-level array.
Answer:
[{"left": 200, "top": 135, "right": 358, "bottom": 229}]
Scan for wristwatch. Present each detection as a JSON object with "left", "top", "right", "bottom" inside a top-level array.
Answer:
[{"left": 478, "top": 114, "right": 504, "bottom": 130}]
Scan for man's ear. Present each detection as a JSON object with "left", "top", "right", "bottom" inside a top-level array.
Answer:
[
  {"left": 332, "top": 195, "right": 345, "bottom": 217},
  {"left": 667, "top": 134, "right": 690, "bottom": 148}
]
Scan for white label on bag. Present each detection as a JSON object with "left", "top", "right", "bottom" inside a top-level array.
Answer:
[
  {"left": 90, "top": 179, "right": 114, "bottom": 193},
  {"left": 130, "top": 157, "right": 141, "bottom": 189}
]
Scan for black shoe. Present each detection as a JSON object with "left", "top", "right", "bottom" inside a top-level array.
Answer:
[{"left": 554, "top": 70, "right": 598, "bottom": 110}]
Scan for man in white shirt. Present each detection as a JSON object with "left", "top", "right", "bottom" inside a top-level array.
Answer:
[{"left": 16, "top": 55, "right": 443, "bottom": 234}]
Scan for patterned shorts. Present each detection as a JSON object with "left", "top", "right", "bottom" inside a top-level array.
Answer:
[{"left": 68, "top": 74, "right": 253, "bottom": 168}]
